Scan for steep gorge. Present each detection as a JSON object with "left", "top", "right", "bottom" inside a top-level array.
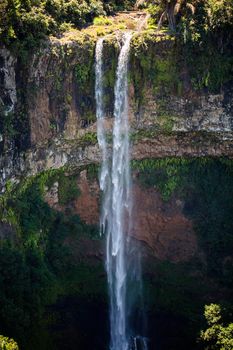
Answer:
[{"left": 0, "top": 12, "right": 233, "bottom": 350}]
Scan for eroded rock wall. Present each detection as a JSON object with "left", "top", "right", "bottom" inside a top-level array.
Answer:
[
  {"left": 0, "top": 34, "right": 233, "bottom": 191},
  {"left": 0, "top": 28, "right": 233, "bottom": 350}
]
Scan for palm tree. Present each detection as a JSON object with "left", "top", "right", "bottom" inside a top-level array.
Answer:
[
  {"left": 135, "top": 0, "right": 196, "bottom": 31},
  {"left": 157, "top": 0, "right": 196, "bottom": 31}
]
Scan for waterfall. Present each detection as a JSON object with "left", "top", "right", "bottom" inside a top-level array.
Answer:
[
  {"left": 95, "top": 33, "right": 148, "bottom": 350},
  {"left": 95, "top": 37, "right": 110, "bottom": 219},
  {"left": 108, "top": 32, "right": 132, "bottom": 350}
]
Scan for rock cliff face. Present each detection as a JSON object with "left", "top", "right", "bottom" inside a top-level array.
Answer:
[
  {"left": 45, "top": 169, "right": 197, "bottom": 263},
  {"left": 0, "top": 33, "right": 232, "bottom": 265},
  {"left": 0, "top": 31, "right": 233, "bottom": 264},
  {"left": 0, "top": 33, "right": 233, "bottom": 192},
  {"left": 0, "top": 48, "right": 17, "bottom": 114},
  {"left": 0, "top": 29, "right": 233, "bottom": 350}
]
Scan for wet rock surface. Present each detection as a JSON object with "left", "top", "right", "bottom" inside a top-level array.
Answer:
[
  {"left": 131, "top": 184, "right": 197, "bottom": 262},
  {"left": 45, "top": 170, "right": 198, "bottom": 263}
]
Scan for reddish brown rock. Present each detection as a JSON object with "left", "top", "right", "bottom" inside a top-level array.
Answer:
[
  {"left": 44, "top": 171, "right": 198, "bottom": 263},
  {"left": 29, "top": 89, "right": 52, "bottom": 146},
  {"left": 66, "top": 174, "right": 198, "bottom": 263},
  {"left": 74, "top": 170, "right": 100, "bottom": 225},
  {"left": 130, "top": 184, "right": 197, "bottom": 262}
]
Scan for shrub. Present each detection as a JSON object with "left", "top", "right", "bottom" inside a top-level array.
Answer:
[
  {"left": 0, "top": 335, "right": 19, "bottom": 350},
  {"left": 58, "top": 174, "right": 80, "bottom": 205},
  {"left": 200, "top": 304, "right": 233, "bottom": 350},
  {"left": 93, "top": 15, "right": 113, "bottom": 25},
  {"left": 0, "top": 0, "right": 105, "bottom": 48}
]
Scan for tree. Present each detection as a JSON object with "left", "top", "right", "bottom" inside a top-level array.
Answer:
[
  {"left": 200, "top": 304, "right": 233, "bottom": 350},
  {"left": 140, "top": 0, "right": 197, "bottom": 31},
  {"left": 157, "top": 0, "right": 196, "bottom": 31},
  {"left": 0, "top": 335, "right": 19, "bottom": 350}
]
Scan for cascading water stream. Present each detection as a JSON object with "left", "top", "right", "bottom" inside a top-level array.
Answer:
[
  {"left": 109, "top": 32, "right": 132, "bottom": 350},
  {"left": 95, "top": 33, "right": 148, "bottom": 350},
  {"left": 95, "top": 37, "right": 111, "bottom": 225}
]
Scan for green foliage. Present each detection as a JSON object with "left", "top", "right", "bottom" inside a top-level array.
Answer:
[
  {"left": 75, "top": 58, "right": 93, "bottom": 86},
  {"left": 131, "top": 128, "right": 159, "bottom": 141},
  {"left": 204, "top": 304, "right": 222, "bottom": 325},
  {"left": 93, "top": 15, "right": 113, "bottom": 25},
  {"left": 103, "top": 0, "right": 135, "bottom": 11},
  {"left": 143, "top": 1, "right": 233, "bottom": 92},
  {"left": 179, "top": 0, "right": 233, "bottom": 91},
  {"left": 204, "top": 0, "right": 233, "bottom": 35},
  {"left": 101, "top": 37, "right": 118, "bottom": 113},
  {"left": 3, "top": 175, "right": 57, "bottom": 236},
  {"left": 0, "top": 167, "right": 103, "bottom": 348},
  {"left": 78, "top": 132, "right": 98, "bottom": 146},
  {"left": 132, "top": 158, "right": 188, "bottom": 201},
  {"left": 153, "top": 57, "right": 180, "bottom": 94},
  {"left": 0, "top": 0, "right": 136, "bottom": 49},
  {"left": 147, "top": 2, "right": 164, "bottom": 25},
  {"left": 58, "top": 263, "right": 107, "bottom": 297},
  {"left": 74, "top": 40, "right": 96, "bottom": 125},
  {"left": 144, "top": 258, "right": 211, "bottom": 336},
  {"left": 130, "top": 33, "right": 180, "bottom": 107},
  {"left": 0, "top": 0, "right": 104, "bottom": 48},
  {"left": 188, "top": 49, "right": 233, "bottom": 91},
  {"left": 146, "top": 0, "right": 233, "bottom": 35},
  {"left": 0, "top": 242, "right": 54, "bottom": 347},
  {"left": 57, "top": 174, "right": 80, "bottom": 205},
  {"left": 0, "top": 335, "right": 19, "bottom": 350},
  {"left": 86, "top": 163, "right": 99, "bottom": 181},
  {"left": 181, "top": 0, "right": 233, "bottom": 91},
  {"left": 200, "top": 304, "right": 233, "bottom": 350}
]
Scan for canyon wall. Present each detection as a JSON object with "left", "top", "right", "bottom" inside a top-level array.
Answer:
[
  {"left": 1, "top": 30, "right": 233, "bottom": 350},
  {"left": 0, "top": 33, "right": 233, "bottom": 191}
]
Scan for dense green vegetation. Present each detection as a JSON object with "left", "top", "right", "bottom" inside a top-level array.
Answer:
[
  {"left": 0, "top": 335, "right": 19, "bottom": 350},
  {"left": 0, "top": 0, "right": 232, "bottom": 95},
  {"left": 129, "top": 0, "right": 233, "bottom": 106},
  {"left": 0, "top": 159, "right": 233, "bottom": 348},
  {"left": 58, "top": 175, "right": 80, "bottom": 205},
  {"left": 0, "top": 0, "right": 134, "bottom": 49},
  {"left": 0, "top": 169, "right": 103, "bottom": 349},
  {"left": 200, "top": 304, "right": 233, "bottom": 350},
  {"left": 130, "top": 33, "right": 179, "bottom": 108},
  {"left": 142, "top": 0, "right": 233, "bottom": 92}
]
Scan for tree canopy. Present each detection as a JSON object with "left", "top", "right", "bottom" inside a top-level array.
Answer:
[
  {"left": 200, "top": 304, "right": 233, "bottom": 350},
  {"left": 0, "top": 335, "right": 19, "bottom": 350},
  {"left": 147, "top": 0, "right": 233, "bottom": 36},
  {"left": 0, "top": 0, "right": 135, "bottom": 47}
]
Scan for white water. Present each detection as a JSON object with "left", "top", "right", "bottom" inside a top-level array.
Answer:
[
  {"left": 108, "top": 32, "right": 132, "bottom": 350},
  {"left": 95, "top": 37, "right": 111, "bottom": 221},
  {"left": 95, "top": 33, "right": 148, "bottom": 350}
]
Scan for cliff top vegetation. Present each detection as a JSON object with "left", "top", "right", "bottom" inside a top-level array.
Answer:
[
  {"left": 0, "top": 1, "right": 232, "bottom": 48},
  {"left": 0, "top": 0, "right": 135, "bottom": 49}
]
